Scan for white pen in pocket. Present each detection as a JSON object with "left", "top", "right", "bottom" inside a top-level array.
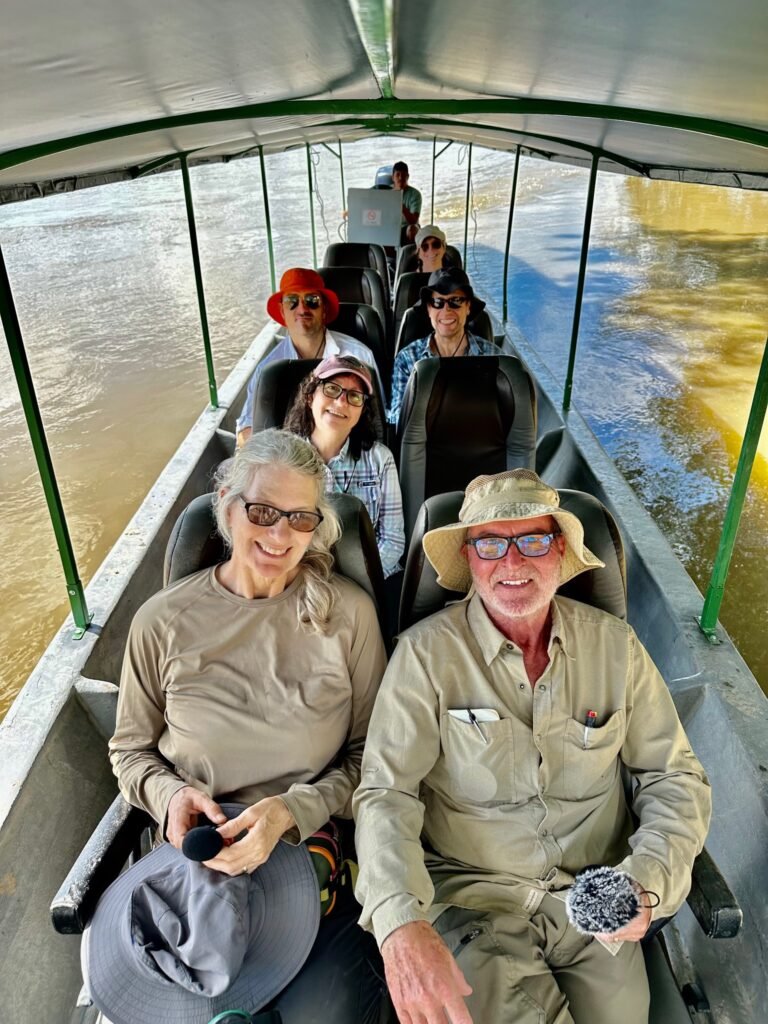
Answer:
[
  {"left": 583, "top": 709, "right": 598, "bottom": 749},
  {"left": 448, "top": 708, "right": 500, "bottom": 745}
]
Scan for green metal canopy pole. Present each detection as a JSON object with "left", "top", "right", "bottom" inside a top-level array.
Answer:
[
  {"left": 431, "top": 136, "right": 436, "bottom": 223},
  {"left": 306, "top": 143, "right": 317, "bottom": 268},
  {"left": 179, "top": 155, "right": 219, "bottom": 408},
  {"left": 0, "top": 243, "right": 92, "bottom": 637},
  {"left": 562, "top": 153, "right": 599, "bottom": 412},
  {"left": 699, "top": 336, "right": 768, "bottom": 642},
  {"left": 502, "top": 146, "right": 521, "bottom": 323},
  {"left": 338, "top": 141, "right": 346, "bottom": 223},
  {"left": 258, "top": 146, "right": 277, "bottom": 293},
  {"left": 463, "top": 142, "right": 473, "bottom": 266}
]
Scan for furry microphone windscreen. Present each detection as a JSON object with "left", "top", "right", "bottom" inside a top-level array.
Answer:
[{"left": 565, "top": 866, "right": 639, "bottom": 935}]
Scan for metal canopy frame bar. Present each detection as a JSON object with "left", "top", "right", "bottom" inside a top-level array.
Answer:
[
  {"left": 179, "top": 156, "right": 219, "bottom": 408},
  {"left": 258, "top": 146, "right": 277, "bottom": 293},
  {"left": 348, "top": 0, "right": 394, "bottom": 100},
  {"left": 463, "top": 143, "right": 473, "bottom": 265},
  {"left": 0, "top": 243, "right": 92, "bottom": 638},
  {"left": 502, "top": 146, "right": 522, "bottom": 323},
  {"left": 699, "top": 337, "right": 768, "bottom": 641},
  {"left": 306, "top": 143, "right": 317, "bottom": 268},
  {"left": 2, "top": 98, "right": 766, "bottom": 177},
  {"left": 562, "top": 154, "right": 599, "bottom": 412}
]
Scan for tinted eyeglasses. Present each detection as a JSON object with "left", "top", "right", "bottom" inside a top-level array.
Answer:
[
  {"left": 241, "top": 500, "right": 323, "bottom": 532},
  {"left": 428, "top": 295, "right": 468, "bottom": 309},
  {"left": 282, "top": 292, "right": 323, "bottom": 310},
  {"left": 420, "top": 238, "right": 444, "bottom": 251},
  {"left": 466, "top": 532, "right": 561, "bottom": 559},
  {"left": 320, "top": 380, "right": 368, "bottom": 407}
]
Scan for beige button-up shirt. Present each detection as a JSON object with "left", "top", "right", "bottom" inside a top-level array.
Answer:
[{"left": 353, "top": 593, "right": 711, "bottom": 946}]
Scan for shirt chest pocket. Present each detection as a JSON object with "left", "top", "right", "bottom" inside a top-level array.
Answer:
[
  {"left": 354, "top": 481, "right": 380, "bottom": 528},
  {"left": 562, "top": 709, "right": 626, "bottom": 800},
  {"left": 437, "top": 713, "right": 517, "bottom": 806}
]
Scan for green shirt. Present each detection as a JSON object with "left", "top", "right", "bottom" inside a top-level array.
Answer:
[{"left": 353, "top": 593, "right": 711, "bottom": 946}]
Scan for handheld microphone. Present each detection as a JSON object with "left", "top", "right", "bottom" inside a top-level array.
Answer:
[
  {"left": 182, "top": 824, "right": 224, "bottom": 862},
  {"left": 565, "top": 866, "right": 639, "bottom": 935}
]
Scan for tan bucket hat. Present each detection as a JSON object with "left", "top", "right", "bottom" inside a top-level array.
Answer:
[{"left": 423, "top": 469, "right": 605, "bottom": 592}]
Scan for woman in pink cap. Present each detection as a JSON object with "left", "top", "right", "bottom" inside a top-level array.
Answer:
[{"left": 285, "top": 355, "right": 405, "bottom": 581}]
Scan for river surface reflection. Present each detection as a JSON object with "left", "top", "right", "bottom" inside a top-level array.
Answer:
[{"left": 0, "top": 140, "right": 766, "bottom": 717}]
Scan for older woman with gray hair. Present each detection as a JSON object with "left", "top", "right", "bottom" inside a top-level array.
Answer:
[{"left": 108, "top": 428, "right": 387, "bottom": 1023}]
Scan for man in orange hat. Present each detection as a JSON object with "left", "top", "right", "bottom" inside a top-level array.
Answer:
[{"left": 236, "top": 268, "right": 377, "bottom": 445}]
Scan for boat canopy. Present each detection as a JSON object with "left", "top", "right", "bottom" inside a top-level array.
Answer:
[{"left": 2, "top": 0, "right": 768, "bottom": 203}]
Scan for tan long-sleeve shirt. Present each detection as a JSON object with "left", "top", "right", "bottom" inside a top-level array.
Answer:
[
  {"left": 353, "top": 593, "right": 711, "bottom": 946},
  {"left": 110, "top": 567, "right": 386, "bottom": 841}
]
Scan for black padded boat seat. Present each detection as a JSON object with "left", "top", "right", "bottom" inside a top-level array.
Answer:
[
  {"left": 399, "top": 487, "right": 626, "bottom": 633},
  {"left": 322, "top": 242, "right": 390, "bottom": 307},
  {"left": 396, "top": 304, "right": 495, "bottom": 355},
  {"left": 332, "top": 301, "right": 392, "bottom": 399},
  {"left": 163, "top": 491, "right": 385, "bottom": 617},
  {"left": 317, "top": 266, "right": 390, "bottom": 341},
  {"left": 398, "top": 356, "right": 537, "bottom": 536},
  {"left": 392, "top": 270, "right": 428, "bottom": 346},
  {"left": 645, "top": 937, "right": 693, "bottom": 1024},
  {"left": 250, "top": 358, "right": 387, "bottom": 442},
  {"left": 394, "top": 241, "right": 463, "bottom": 282}
]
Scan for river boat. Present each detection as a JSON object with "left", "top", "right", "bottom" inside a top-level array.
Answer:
[{"left": 1, "top": 3, "right": 767, "bottom": 1022}]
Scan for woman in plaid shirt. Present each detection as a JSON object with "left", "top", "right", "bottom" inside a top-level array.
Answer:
[{"left": 284, "top": 355, "right": 405, "bottom": 579}]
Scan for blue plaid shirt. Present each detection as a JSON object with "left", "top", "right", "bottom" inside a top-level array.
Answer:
[
  {"left": 325, "top": 440, "right": 405, "bottom": 578},
  {"left": 387, "top": 332, "right": 501, "bottom": 425}
]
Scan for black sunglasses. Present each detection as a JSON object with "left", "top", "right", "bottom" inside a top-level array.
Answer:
[
  {"left": 282, "top": 292, "right": 323, "bottom": 310},
  {"left": 241, "top": 500, "right": 323, "bottom": 532},
  {"left": 428, "top": 295, "right": 468, "bottom": 309},
  {"left": 420, "top": 239, "right": 443, "bottom": 251},
  {"left": 466, "top": 532, "right": 561, "bottom": 559}
]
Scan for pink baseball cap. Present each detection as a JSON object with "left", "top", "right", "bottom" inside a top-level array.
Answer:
[{"left": 313, "top": 355, "right": 373, "bottom": 394}]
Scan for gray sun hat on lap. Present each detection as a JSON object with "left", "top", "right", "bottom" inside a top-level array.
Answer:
[{"left": 81, "top": 804, "right": 320, "bottom": 1024}]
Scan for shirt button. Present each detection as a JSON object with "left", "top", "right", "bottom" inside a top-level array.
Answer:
[
  {"left": 519, "top": 683, "right": 525, "bottom": 691},
  {"left": 505, "top": 643, "right": 515, "bottom": 651},
  {"left": 541, "top": 829, "right": 549, "bottom": 836},
  {"left": 536, "top": 734, "right": 542, "bottom": 742},
  {"left": 538, "top": 684, "right": 546, "bottom": 692}
]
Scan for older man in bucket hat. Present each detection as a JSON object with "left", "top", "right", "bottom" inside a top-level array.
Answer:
[
  {"left": 236, "top": 268, "right": 377, "bottom": 445},
  {"left": 387, "top": 267, "right": 500, "bottom": 426},
  {"left": 354, "top": 469, "right": 711, "bottom": 1024}
]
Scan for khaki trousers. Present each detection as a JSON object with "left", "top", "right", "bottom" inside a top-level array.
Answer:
[{"left": 435, "top": 893, "right": 650, "bottom": 1024}]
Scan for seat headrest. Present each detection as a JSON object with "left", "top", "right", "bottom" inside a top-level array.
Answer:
[
  {"left": 164, "top": 492, "right": 385, "bottom": 618},
  {"left": 252, "top": 357, "right": 386, "bottom": 441},
  {"left": 399, "top": 488, "right": 626, "bottom": 633}
]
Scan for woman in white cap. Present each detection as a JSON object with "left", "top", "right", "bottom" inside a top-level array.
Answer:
[
  {"left": 106, "top": 429, "right": 388, "bottom": 1024},
  {"left": 284, "top": 354, "right": 405, "bottom": 581},
  {"left": 414, "top": 224, "right": 453, "bottom": 275}
]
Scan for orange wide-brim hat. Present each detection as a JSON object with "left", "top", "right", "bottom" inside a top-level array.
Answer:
[{"left": 266, "top": 268, "right": 340, "bottom": 327}]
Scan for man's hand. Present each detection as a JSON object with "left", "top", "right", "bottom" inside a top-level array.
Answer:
[
  {"left": 166, "top": 786, "right": 226, "bottom": 848},
  {"left": 594, "top": 888, "right": 653, "bottom": 943},
  {"left": 203, "top": 797, "right": 296, "bottom": 876},
  {"left": 382, "top": 920, "right": 473, "bottom": 1024}
]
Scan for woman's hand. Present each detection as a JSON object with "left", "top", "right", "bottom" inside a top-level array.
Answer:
[
  {"left": 166, "top": 786, "right": 227, "bottom": 848},
  {"left": 203, "top": 797, "right": 296, "bottom": 876}
]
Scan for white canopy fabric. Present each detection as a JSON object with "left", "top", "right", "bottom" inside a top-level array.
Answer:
[{"left": 1, "top": 0, "right": 767, "bottom": 202}]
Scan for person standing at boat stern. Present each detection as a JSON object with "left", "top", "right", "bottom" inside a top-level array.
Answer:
[
  {"left": 284, "top": 355, "right": 405, "bottom": 580},
  {"left": 236, "top": 268, "right": 377, "bottom": 446},
  {"left": 388, "top": 267, "right": 497, "bottom": 426},
  {"left": 353, "top": 470, "right": 712, "bottom": 1024},
  {"left": 103, "top": 430, "right": 388, "bottom": 1024},
  {"left": 392, "top": 160, "right": 422, "bottom": 244}
]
